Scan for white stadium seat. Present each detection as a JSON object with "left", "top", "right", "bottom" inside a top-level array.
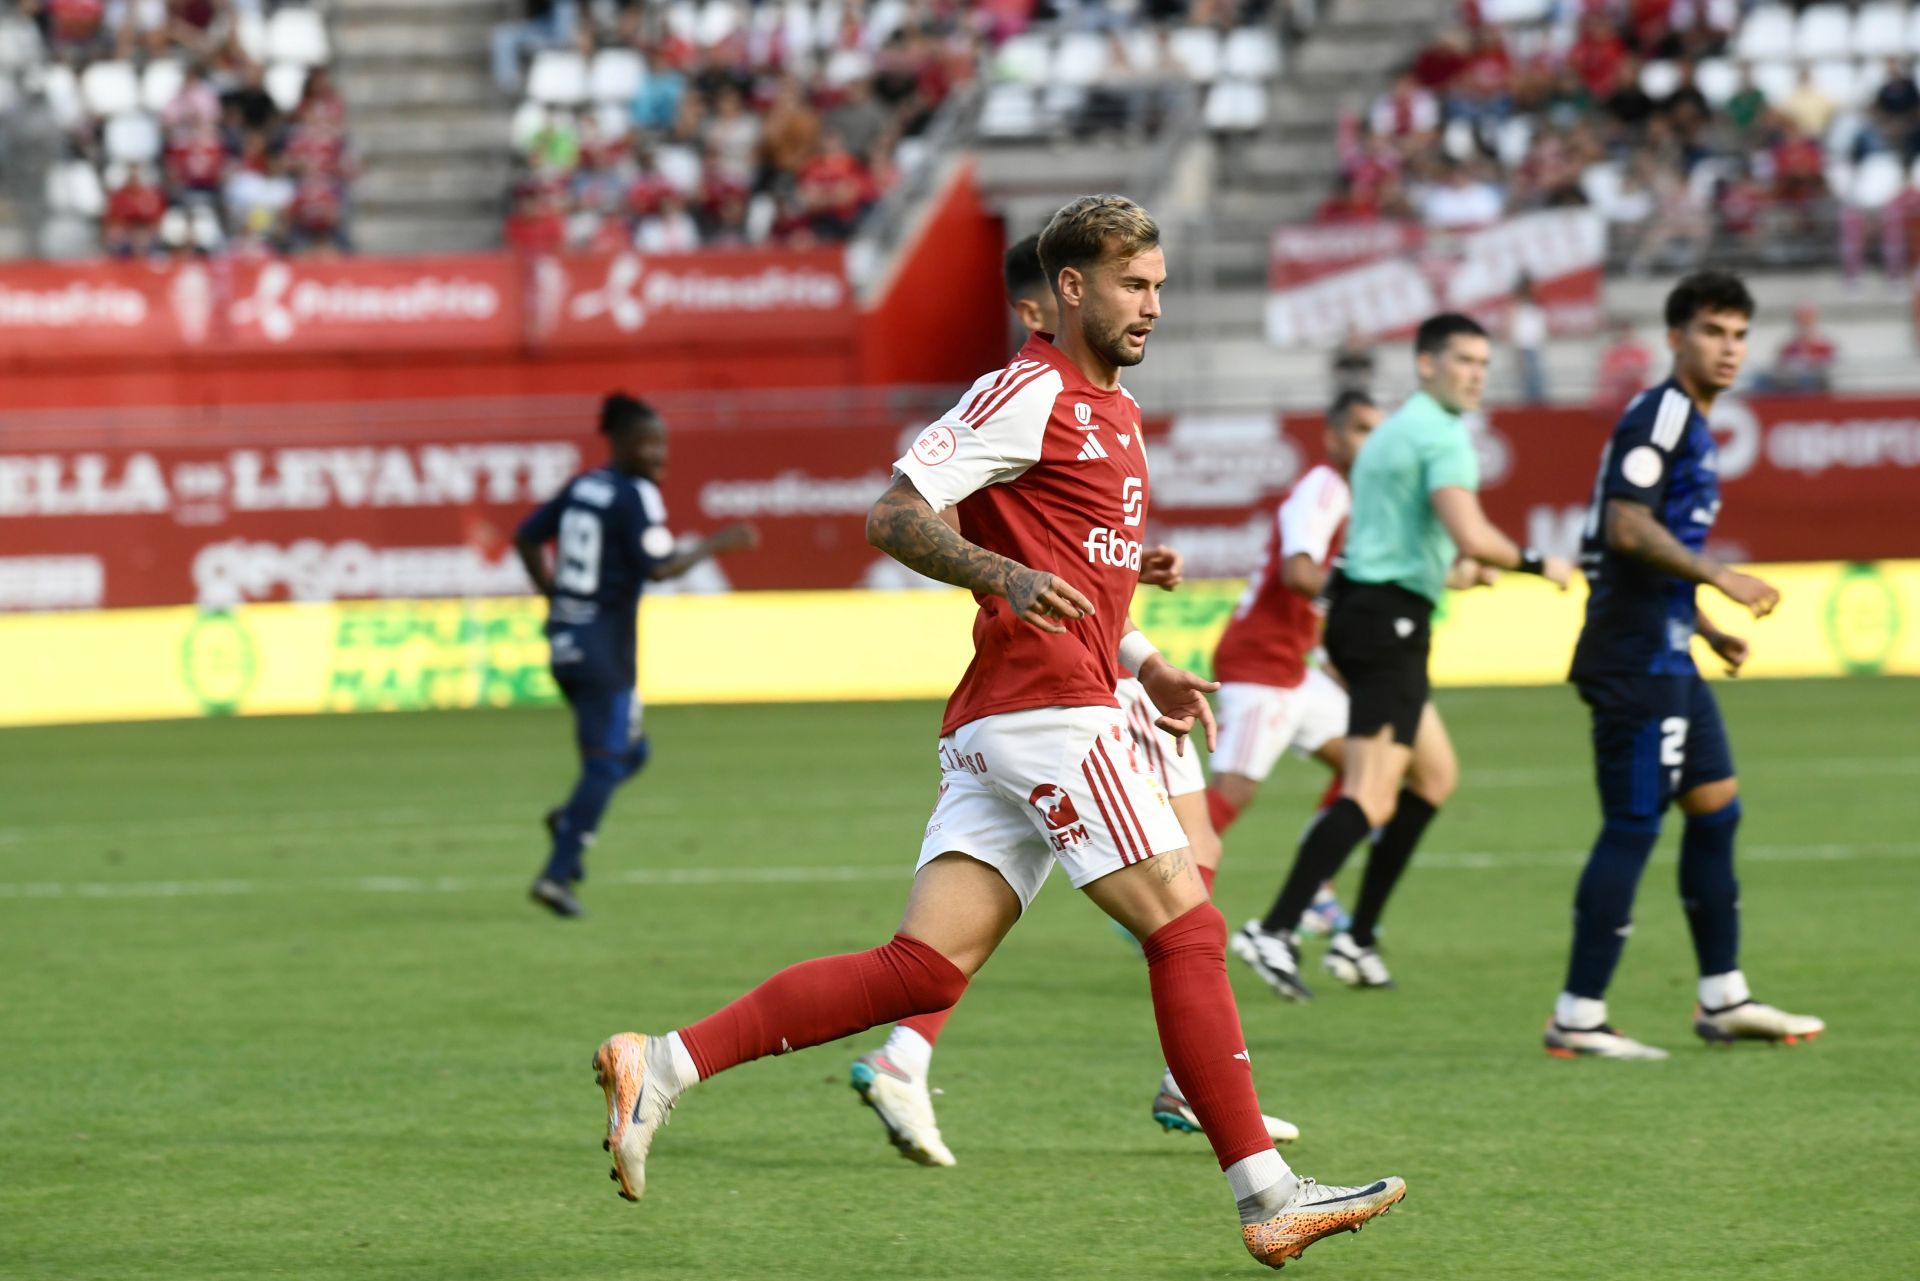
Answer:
[
  {"left": 1908, "top": 154, "right": 1920, "bottom": 188},
  {"left": 1120, "top": 28, "right": 1164, "bottom": 73},
  {"left": 995, "top": 32, "right": 1052, "bottom": 84},
  {"left": 593, "top": 101, "right": 632, "bottom": 142},
  {"left": 1811, "top": 59, "right": 1867, "bottom": 110},
  {"left": 696, "top": 0, "right": 742, "bottom": 47},
  {"left": 1796, "top": 5, "right": 1854, "bottom": 61},
  {"left": 527, "top": 50, "right": 588, "bottom": 104},
  {"left": 1495, "top": 116, "right": 1533, "bottom": 168},
  {"left": 80, "top": 61, "right": 140, "bottom": 119},
  {"left": 103, "top": 113, "right": 162, "bottom": 165},
  {"left": 1052, "top": 32, "right": 1109, "bottom": 87},
  {"left": 1852, "top": 3, "right": 1909, "bottom": 59},
  {"left": 1222, "top": 27, "right": 1282, "bottom": 80},
  {"left": 590, "top": 48, "right": 645, "bottom": 102},
  {"left": 232, "top": 8, "right": 267, "bottom": 62},
  {"left": 978, "top": 83, "right": 1041, "bottom": 137},
  {"left": 509, "top": 99, "right": 548, "bottom": 152},
  {"left": 1849, "top": 151, "right": 1906, "bottom": 207},
  {"left": 656, "top": 143, "right": 703, "bottom": 193},
  {"left": 1735, "top": 6, "right": 1795, "bottom": 62},
  {"left": 1908, "top": 6, "right": 1920, "bottom": 57},
  {"left": 140, "top": 59, "right": 184, "bottom": 115},
  {"left": 1750, "top": 61, "right": 1797, "bottom": 106},
  {"left": 265, "top": 62, "right": 308, "bottom": 113},
  {"left": 40, "top": 63, "right": 85, "bottom": 131},
  {"left": 1694, "top": 58, "right": 1738, "bottom": 107},
  {"left": 1204, "top": 79, "right": 1267, "bottom": 130},
  {"left": 1640, "top": 60, "right": 1681, "bottom": 100},
  {"left": 45, "top": 160, "right": 105, "bottom": 218},
  {"left": 0, "top": 12, "right": 45, "bottom": 71},
  {"left": 1822, "top": 158, "right": 1853, "bottom": 200},
  {"left": 1169, "top": 27, "right": 1222, "bottom": 82},
  {"left": 1443, "top": 117, "right": 1477, "bottom": 160},
  {"left": 663, "top": 2, "right": 698, "bottom": 43},
  {"left": 266, "top": 5, "right": 331, "bottom": 67}
]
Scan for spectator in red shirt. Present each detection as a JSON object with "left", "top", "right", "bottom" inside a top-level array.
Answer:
[
  {"left": 294, "top": 67, "right": 349, "bottom": 132},
  {"left": 287, "top": 162, "right": 351, "bottom": 255},
  {"left": 505, "top": 177, "right": 569, "bottom": 254},
  {"left": 161, "top": 62, "right": 222, "bottom": 133},
  {"left": 1567, "top": 13, "right": 1626, "bottom": 100},
  {"left": 796, "top": 130, "right": 872, "bottom": 239},
  {"left": 1408, "top": 28, "right": 1469, "bottom": 92},
  {"left": 43, "top": 0, "right": 110, "bottom": 58},
  {"left": 165, "top": 117, "right": 230, "bottom": 202},
  {"left": 1368, "top": 71, "right": 1439, "bottom": 141},
  {"left": 623, "top": 147, "right": 677, "bottom": 221},
  {"left": 1313, "top": 173, "right": 1381, "bottom": 223},
  {"left": 1592, "top": 319, "right": 1653, "bottom": 410},
  {"left": 695, "top": 147, "right": 750, "bottom": 243},
  {"left": 103, "top": 164, "right": 167, "bottom": 258},
  {"left": 1770, "top": 122, "right": 1827, "bottom": 206},
  {"left": 1759, "top": 303, "right": 1837, "bottom": 394}
]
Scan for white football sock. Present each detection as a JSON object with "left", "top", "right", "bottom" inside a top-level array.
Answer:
[
  {"left": 1228, "top": 1149, "right": 1296, "bottom": 1224},
  {"left": 662, "top": 1030, "right": 700, "bottom": 1090},
  {"left": 1555, "top": 993, "right": 1608, "bottom": 1030},
  {"left": 1699, "top": 970, "right": 1750, "bottom": 1011},
  {"left": 881, "top": 1025, "right": 934, "bottom": 1079}
]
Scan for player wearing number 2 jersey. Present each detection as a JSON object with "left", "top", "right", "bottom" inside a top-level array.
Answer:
[{"left": 513, "top": 394, "right": 756, "bottom": 918}]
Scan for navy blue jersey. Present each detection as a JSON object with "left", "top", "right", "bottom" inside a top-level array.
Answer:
[
  {"left": 1570, "top": 380, "right": 1721, "bottom": 678},
  {"left": 517, "top": 468, "right": 673, "bottom": 686}
]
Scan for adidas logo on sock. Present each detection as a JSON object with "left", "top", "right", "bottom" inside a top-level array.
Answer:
[{"left": 1076, "top": 436, "right": 1109, "bottom": 461}]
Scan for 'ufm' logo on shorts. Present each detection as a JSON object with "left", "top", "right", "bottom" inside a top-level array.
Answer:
[
  {"left": 1083, "top": 527, "right": 1144, "bottom": 570},
  {"left": 1029, "top": 784, "right": 1090, "bottom": 851}
]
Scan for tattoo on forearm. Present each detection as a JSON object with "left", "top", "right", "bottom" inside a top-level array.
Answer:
[
  {"left": 870, "top": 482, "right": 1031, "bottom": 601},
  {"left": 1608, "top": 501, "right": 1720, "bottom": 585}
]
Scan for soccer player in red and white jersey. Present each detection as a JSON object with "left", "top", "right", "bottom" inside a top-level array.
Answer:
[
  {"left": 847, "top": 235, "right": 1295, "bottom": 1167},
  {"left": 589, "top": 196, "right": 1405, "bottom": 1269}
]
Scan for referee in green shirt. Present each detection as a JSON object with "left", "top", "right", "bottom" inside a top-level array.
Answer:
[{"left": 1232, "top": 314, "right": 1573, "bottom": 998}]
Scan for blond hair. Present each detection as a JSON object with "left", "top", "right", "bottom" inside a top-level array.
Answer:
[{"left": 1036, "top": 194, "right": 1160, "bottom": 296}]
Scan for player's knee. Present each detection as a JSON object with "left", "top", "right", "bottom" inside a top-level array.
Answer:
[
  {"left": 582, "top": 753, "right": 625, "bottom": 785},
  {"left": 885, "top": 932, "right": 969, "bottom": 1011},
  {"left": 620, "top": 735, "right": 651, "bottom": 779},
  {"left": 1350, "top": 785, "right": 1397, "bottom": 829},
  {"left": 1678, "top": 778, "right": 1739, "bottom": 818},
  {"left": 1142, "top": 900, "right": 1227, "bottom": 962}
]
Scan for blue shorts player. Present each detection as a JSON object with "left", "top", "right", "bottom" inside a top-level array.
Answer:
[
  {"left": 1546, "top": 271, "right": 1824, "bottom": 1059},
  {"left": 513, "top": 393, "right": 756, "bottom": 917}
]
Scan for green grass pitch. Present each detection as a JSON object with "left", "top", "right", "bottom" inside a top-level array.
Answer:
[{"left": 3, "top": 680, "right": 1915, "bottom": 1279}]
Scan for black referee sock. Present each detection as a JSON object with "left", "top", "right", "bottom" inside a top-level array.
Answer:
[
  {"left": 1348, "top": 790, "right": 1437, "bottom": 949},
  {"left": 1261, "top": 798, "right": 1372, "bottom": 935}
]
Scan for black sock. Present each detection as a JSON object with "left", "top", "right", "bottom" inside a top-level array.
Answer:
[
  {"left": 1348, "top": 790, "right": 1438, "bottom": 948},
  {"left": 1261, "top": 798, "right": 1372, "bottom": 935}
]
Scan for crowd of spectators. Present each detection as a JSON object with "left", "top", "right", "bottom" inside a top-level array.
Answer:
[
  {"left": 1319, "top": 0, "right": 1920, "bottom": 278},
  {"left": 17, "top": 0, "right": 356, "bottom": 257},
  {"left": 498, "top": 0, "right": 1278, "bottom": 254}
]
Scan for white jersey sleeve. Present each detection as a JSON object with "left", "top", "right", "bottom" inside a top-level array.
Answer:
[
  {"left": 892, "top": 360, "right": 1065, "bottom": 513},
  {"left": 634, "top": 476, "right": 675, "bottom": 559},
  {"left": 1277, "top": 465, "right": 1349, "bottom": 566}
]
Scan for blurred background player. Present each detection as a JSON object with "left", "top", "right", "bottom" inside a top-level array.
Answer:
[
  {"left": 514, "top": 394, "right": 756, "bottom": 917},
  {"left": 1233, "top": 316, "right": 1573, "bottom": 999},
  {"left": 849, "top": 233, "right": 1296, "bottom": 1168},
  {"left": 590, "top": 197, "right": 1405, "bottom": 1270},
  {"left": 1206, "top": 391, "right": 1383, "bottom": 991},
  {"left": 1547, "top": 271, "right": 1826, "bottom": 1060}
]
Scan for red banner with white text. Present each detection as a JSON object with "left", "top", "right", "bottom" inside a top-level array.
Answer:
[
  {"left": 1266, "top": 210, "right": 1605, "bottom": 347},
  {"left": 3, "top": 393, "right": 1916, "bottom": 611}
]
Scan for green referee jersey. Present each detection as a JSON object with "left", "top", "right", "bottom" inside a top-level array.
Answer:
[{"left": 1339, "top": 390, "right": 1480, "bottom": 604}]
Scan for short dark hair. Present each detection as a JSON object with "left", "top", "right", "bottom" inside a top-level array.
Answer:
[
  {"left": 1003, "top": 233, "right": 1047, "bottom": 302},
  {"left": 1414, "top": 312, "right": 1488, "bottom": 357},
  {"left": 599, "top": 392, "right": 660, "bottom": 438},
  {"left": 1664, "top": 270, "right": 1755, "bottom": 330},
  {"left": 1328, "top": 389, "right": 1375, "bottom": 427}
]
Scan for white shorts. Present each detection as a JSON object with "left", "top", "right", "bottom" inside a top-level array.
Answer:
[
  {"left": 1211, "top": 668, "right": 1349, "bottom": 783},
  {"left": 918, "top": 705, "right": 1188, "bottom": 911},
  {"left": 1115, "top": 676, "right": 1207, "bottom": 798}
]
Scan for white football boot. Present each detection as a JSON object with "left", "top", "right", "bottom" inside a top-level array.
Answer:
[
  {"left": 1322, "top": 933, "right": 1395, "bottom": 989},
  {"left": 849, "top": 1051, "right": 957, "bottom": 1167},
  {"left": 1150, "top": 1069, "right": 1300, "bottom": 1143},
  {"left": 1694, "top": 999, "right": 1826, "bottom": 1046},
  {"left": 1242, "top": 1173, "right": 1407, "bottom": 1268},
  {"left": 1543, "top": 1018, "right": 1670, "bottom": 1061},
  {"left": 592, "top": 1032, "right": 684, "bottom": 1202},
  {"left": 1232, "top": 920, "right": 1314, "bottom": 1002}
]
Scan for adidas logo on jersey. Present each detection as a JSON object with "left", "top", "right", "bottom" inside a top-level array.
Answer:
[{"left": 1076, "top": 435, "right": 1109, "bottom": 462}]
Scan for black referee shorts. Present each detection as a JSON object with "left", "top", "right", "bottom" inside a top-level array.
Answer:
[{"left": 1323, "top": 580, "right": 1434, "bottom": 747}]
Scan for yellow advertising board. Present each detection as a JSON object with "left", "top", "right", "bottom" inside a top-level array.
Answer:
[{"left": 0, "top": 561, "right": 1913, "bottom": 729}]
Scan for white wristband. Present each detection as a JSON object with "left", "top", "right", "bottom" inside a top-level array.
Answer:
[{"left": 1117, "top": 630, "right": 1160, "bottom": 677}]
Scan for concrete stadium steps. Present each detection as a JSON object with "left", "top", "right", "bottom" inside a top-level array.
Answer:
[{"left": 333, "top": 0, "right": 511, "bottom": 254}]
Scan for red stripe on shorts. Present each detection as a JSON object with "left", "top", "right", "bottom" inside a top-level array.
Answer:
[
  {"left": 1081, "top": 758, "right": 1142, "bottom": 865},
  {"left": 1092, "top": 738, "right": 1153, "bottom": 858}
]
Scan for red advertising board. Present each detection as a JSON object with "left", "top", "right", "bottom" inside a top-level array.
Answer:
[
  {"left": 2, "top": 392, "right": 1917, "bottom": 612},
  {"left": 526, "top": 248, "right": 853, "bottom": 350},
  {"left": 1267, "top": 210, "right": 1605, "bottom": 347}
]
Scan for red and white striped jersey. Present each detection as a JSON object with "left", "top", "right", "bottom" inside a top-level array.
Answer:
[
  {"left": 893, "top": 334, "right": 1149, "bottom": 735},
  {"left": 1212, "top": 463, "right": 1349, "bottom": 689}
]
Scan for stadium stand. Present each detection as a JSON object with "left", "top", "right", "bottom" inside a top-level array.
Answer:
[{"left": 5, "top": 0, "right": 353, "bottom": 258}]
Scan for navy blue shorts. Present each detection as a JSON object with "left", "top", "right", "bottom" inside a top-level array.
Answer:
[
  {"left": 556, "top": 675, "right": 643, "bottom": 757},
  {"left": 1574, "top": 671, "right": 1735, "bottom": 824}
]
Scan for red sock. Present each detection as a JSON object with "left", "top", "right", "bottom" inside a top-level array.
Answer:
[
  {"left": 1205, "top": 786, "right": 1242, "bottom": 835},
  {"left": 679, "top": 933, "right": 966, "bottom": 1079},
  {"left": 1198, "top": 863, "right": 1218, "bottom": 896},
  {"left": 898, "top": 1007, "right": 954, "bottom": 1045},
  {"left": 1143, "top": 903, "right": 1272, "bottom": 1170}
]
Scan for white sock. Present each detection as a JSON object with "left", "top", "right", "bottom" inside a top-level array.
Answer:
[
  {"left": 1555, "top": 993, "right": 1608, "bottom": 1030},
  {"left": 662, "top": 1030, "right": 700, "bottom": 1090},
  {"left": 881, "top": 1025, "right": 934, "bottom": 1079},
  {"left": 1699, "top": 970, "right": 1750, "bottom": 1011},
  {"left": 1227, "top": 1150, "right": 1296, "bottom": 1223}
]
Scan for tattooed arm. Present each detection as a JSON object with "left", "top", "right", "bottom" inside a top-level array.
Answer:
[
  {"left": 867, "top": 475, "right": 1093, "bottom": 634},
  {"left": 1604, "top": 498, "right": 1778, "bottom": 618}
]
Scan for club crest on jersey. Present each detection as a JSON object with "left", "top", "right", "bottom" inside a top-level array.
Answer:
[
  {"left": 1028, "top": 784, "right": 1089, "bottom": 851},
  {"left": 1074, "top": 402, "right": 1092, "bottom": 426},
  {"left": 1083, "top": 527, "right": 1144, "bottom": 570}
]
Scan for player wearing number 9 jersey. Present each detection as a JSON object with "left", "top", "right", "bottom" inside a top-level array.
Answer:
[{"left": 513, "top": 394, "right": 757, "bottom": 918}]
